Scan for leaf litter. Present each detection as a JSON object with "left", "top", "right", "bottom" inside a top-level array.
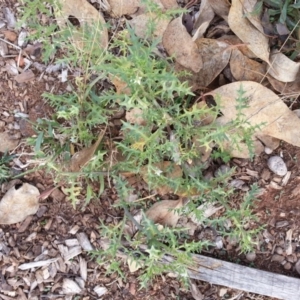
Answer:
[{"left": 2, "top": 0, "right": 300, "bottom": 299}]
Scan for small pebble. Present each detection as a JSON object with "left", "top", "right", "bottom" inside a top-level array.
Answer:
[
  {"left": 295, "top": 259, "right": 300, "bottom": 275},
  {"left": 215, "top": 236, "right": 223, "bottom": 249},
  {"left": 246, "top": 252, "right": 256, "bottom": 262},
  {"left": 229, "top": 179, "right": 245, "bottom": 190},
  {"left": 264, "top": 147, "right": 273, "bottom": 154},
  {"left": 271, "top": 254, "right": 285, "bottom": 263},
  {"left": 275, "top": 247, "right": 283, "bottom": 255},
  {"left": 267, "top": 156, "right": 287, "bottom": 177}
]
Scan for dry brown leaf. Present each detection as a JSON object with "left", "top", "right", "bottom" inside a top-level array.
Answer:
[
  {"left": 145, "top": 198, "right": 184, "bottom": 227},
  {"left": 192, "top": 0, "right": 215, "bottom": 40},
  {"left": 110, "top": 75, "right": 131, "bottom": 95},
  {"left": 141, "top": 161, "right": 182, "bottom": 194},
  {"left": 56, "top": 0, "right": 108, "bottom": 49},
  {"left": 256, "top": 134, "right": 280, "bottom": 151},
  {"left": 0, "top": 132, "right": 19, "bottom": 152},
  {"left": 230, "top": 49, "right": 266, "bottom": 82},
  {"left": 129, "top": 13, "right": 170, "bottom": 40},
  {"left": 216, "top": 116, "right": 265, "bottom": 158},
  {"left": 126, "top": 107, "right": 146, "bottom": 125},
  {"left": 267, "top": 73, "right": 300, "bottom": 95},
  {"left": 267, "top": 50, "right": 300, "bottom": 83},
  {"left": 1, "top": 30, "right": 17, "bottom": 42},
  {"left": 228, "top": 0, "right": 270, "bottom": 65},
  {"left": 177, "top": 38, "right": 231, "bottom": 90},
  {"left": 160, "top": 0, "right": 178, "bottom": 9},
  {"left": 208, "top": 0, "right": 230, "bottom": 21},
  {"left": 127, "top": 257, "right": 143, "bottom": 273},
  {"left": 242, "top": 0, "right": 265, "bottom": 33},
  {"left": 163, "top": 17, "right": 203, "bottom": 73},
  {"left": 218, "top": 35, "right": 256, "bottom": 58},
  {"left": 211, "top": 81, "right": 300, "bottom": 157},
  {"left": 0, "top": 183, "right": 40, "bottom": 224},
  {"left": 69, "top": 128, "right": 106, "bottom": 172},
  {"left": 107, "top": 0, "right": 140, "bottom": 17}
]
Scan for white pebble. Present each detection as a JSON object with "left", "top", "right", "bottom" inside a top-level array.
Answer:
[
  {"left": 267, "top": 156, "right": 287, "bottom": 176},
  {"left": 264, "top": 147, "right": 273, "bottom": 154}
]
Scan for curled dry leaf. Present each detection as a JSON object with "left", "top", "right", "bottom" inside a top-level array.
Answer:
[
  {"left": 218, "top": 35, "right": 256, "bottom": 58},
  {"left": 228, "top": 0, "right": 270, "bottom": 66},
  {"left": 230, "top": 49, "right": 266, "bottom": 82},
  {"left": 242, "top": 0, "right": 265, "bottom": 34},
  {"left": 69, "top": 128, "right": 106, "bottom": 172},
  {"left": 127, "top": 257, "right": 143, "bottom": 273},
  {"left": 110, "top": 75, "right": 131, "bottom": 96},
  {"left": 107, "top": 0, "right": 140, "bottom": 17},
  {"left": 56, "top": 0, "right": 108, "bottom": 50},
  {"left": 163, "top": 17, "right": 202, "bottom": 73},
  {"left": 177, "top": 38, "right": 231, "bottom": 90},
  {"left": 268, "top": 50, "right": 300, "bottom": 83},
  {"left": 0, "top": 183, "right": 40, "bottom": 224},
  {"left": 192, "top": 0, "right": 214, "bottom": 40},
  {"left": 129, "top": 13, "right": 170, "bottom": 40},
  {"left": 195, "top": 38, "right": 231, "bottom": 87},
  {"left": 267, "top": 73, "right": 300, "bottom": 95},
  {"left": 145, "top": 198, "right": 185, "bottom": 227},
  {"left": 211, "top": 81, "right": 300, "bottom": 157},
  {"left": 208, "top": 0, "right": 230, "bottom": 21},
  {"left": 160, "top": 0, "right": 178, "bottom": 9}
]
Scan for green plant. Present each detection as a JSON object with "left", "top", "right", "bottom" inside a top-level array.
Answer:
[
  {"left": 263, "top": 0, "right": 300, "bottom": 28},
  {"left": 0, "top": 152, "right": 14, "bottom": 184},
  {"left": 20, "top": 0, "right": 263, "bottom": 287}
]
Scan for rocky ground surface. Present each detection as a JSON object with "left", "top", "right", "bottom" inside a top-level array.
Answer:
[{"left": 1, "top": 1, "right": 300, "bottom": 300}]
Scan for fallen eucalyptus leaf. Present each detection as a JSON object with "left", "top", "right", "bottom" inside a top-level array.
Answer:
[
  {"left": 267, "top": 73, "right": 300, "bottom": 95},
  {"left": 192, "top": 0, "right": 214, "bottom": 39},
  {"left": 211, "top": 81, "right": 300, "bottom": 157},
  {"left": 176, "top": 38, "right": 231, "bottom": 90},
  {"left": 163, "top": 17, "right": 203, "bottom": 73},
  {"left": 230, "top": 49, "right": 266, "bottom": 82},
  {"left": 145, "top": 198, "right": 185, "bottom": 227},
  {"left": 69, "top": 128, "right": 106, "bottom": 172},
  {"left": 127, "top": 257, "right": 142, "bottom": 273},
  {"left": 208, "top": 0, "right": 230, "bottom": 21},
  {"left": 228, "top": 0, "right": 270, "bottom": 66},
  {"left": 55, "top": 0, "right": 108, "bottom": 50},
  {"left": 268, "top": 50, "right": 300, "bottom": 83},
  {"left": 107, "top": 0, "right": 140, "bottom": 17},
  {"left": 160, "top": 0, "right": 178, "bottom": 9},
  {"left": 0, "top": 183, "right": 40, "bottom": 224},
  {"left": 129, "top": 12, "right": 170, "bottom": 40}
]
